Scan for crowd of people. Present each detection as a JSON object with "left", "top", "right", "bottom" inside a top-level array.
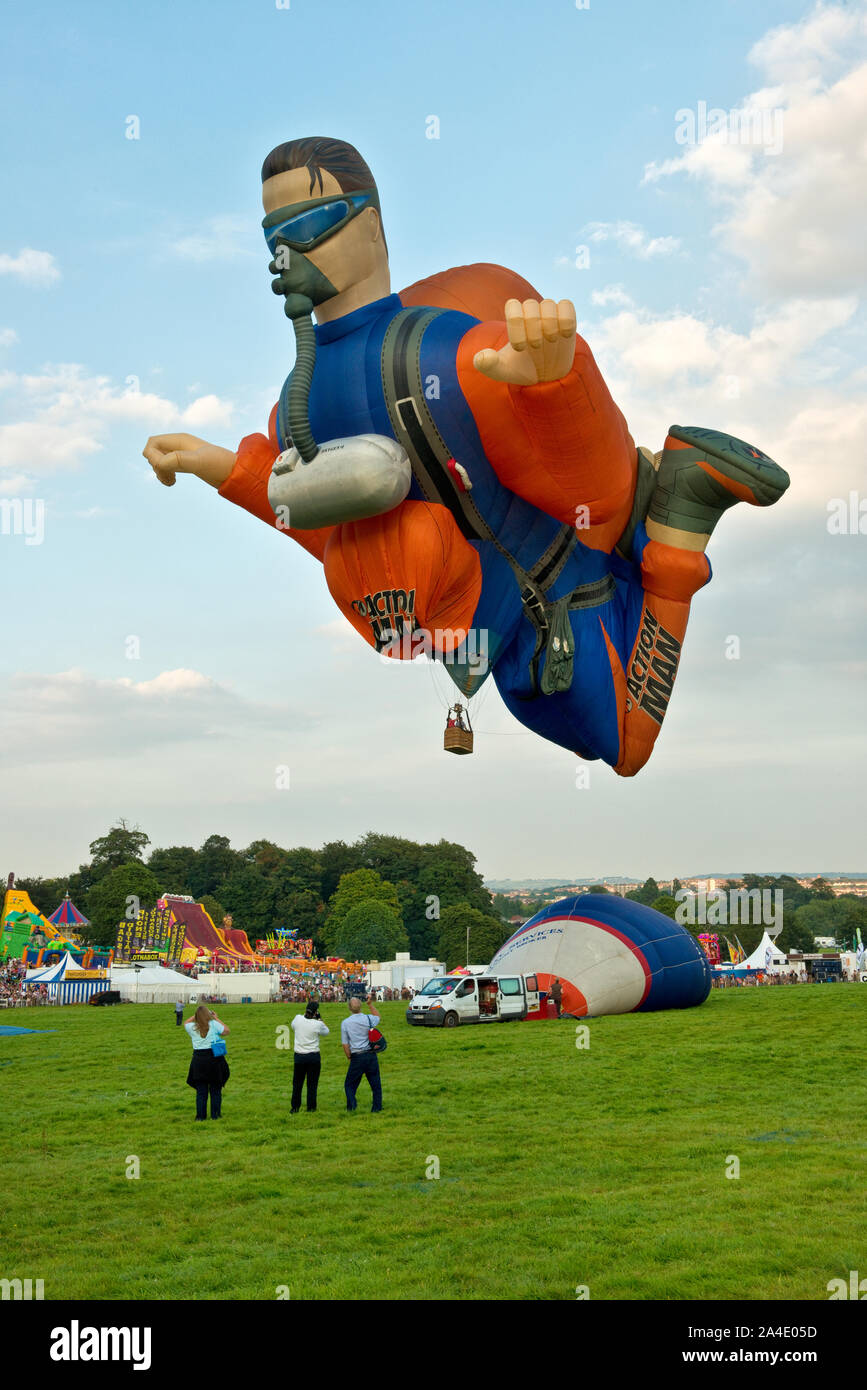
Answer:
[
  {"left": 711, "top": 968, "right": 857, "bottom": 988},
  {"left": 274, "top": 980, "right": 414, "bottom": 1003},
  {"left": 0, "top": 958, "right": 49, "bottom": 1007},
  {"left": 276, "top": 971, "right": 370, "bottom": 1003}
]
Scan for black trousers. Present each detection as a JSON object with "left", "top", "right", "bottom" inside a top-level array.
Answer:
[
  {"left": 195, "top": 1084, "right": 222, "bottom": 1118},
  {"left": 292, "top": 1054, "right": 321, "bottom": 1111},
  {"left": 175, "top": 1012, "right": 183, "bottom": 1026}
]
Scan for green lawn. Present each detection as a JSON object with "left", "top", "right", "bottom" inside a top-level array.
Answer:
[{"left": 1, "top": 986, "right": 864, "bottom": 1300}]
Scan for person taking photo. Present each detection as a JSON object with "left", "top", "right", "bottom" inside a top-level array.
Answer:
[
  {"left": 184, "top": 1005, "right": 230, "bottom": 1120},
  {"left": 290, "top": 999, "right": 329, "bottom": 1112},
  {"left": 341, "top": 995, "right": 383, "bottom": 1113}
]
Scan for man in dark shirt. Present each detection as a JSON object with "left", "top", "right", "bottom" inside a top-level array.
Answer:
[{"left": 550, "top": 978, "right": 563, "bottom": 1017}]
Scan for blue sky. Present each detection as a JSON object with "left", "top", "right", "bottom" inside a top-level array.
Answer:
[{"left": 2, "top": 0, "right": 866, "bottom": 881}]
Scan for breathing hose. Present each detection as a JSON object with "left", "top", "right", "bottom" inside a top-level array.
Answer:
[{"left": 281, "top": 292, "right": 319, "bottom": 463}]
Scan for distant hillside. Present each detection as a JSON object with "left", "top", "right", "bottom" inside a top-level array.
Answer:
[
  {"left": 485, "top": 877, "right": 638, "bottom": 891},
  {"left": 486, "top": 872, "right": 867, "bottom": 891}
]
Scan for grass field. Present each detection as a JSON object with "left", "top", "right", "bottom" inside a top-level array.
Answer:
[{"left": 1, "top": 985, "right": 864, "bottom": 1301}]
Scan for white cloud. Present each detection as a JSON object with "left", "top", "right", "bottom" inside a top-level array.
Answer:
[
  {"left": 590, "top": 285, "right": 634, "bottom": 308},
  {"left": 0, "top": 473, "right": 34, "bottom": 496},
  {"left": 181, "top": 393, "right": 235, "bottom": 430},
  {"left": 583, "top": 221, "right": 681, "bottom": 260},
  {"left": 0, "top": 328, "right": 18, "bottom": 347},
  {"left": 0, "top": 249, "right": 60, "bottom": 287},
  {"left": 169, "top": 215, "right": 255, "bottom": 262},
  {"left": 585, "top": 294, "right": 865, "bottom": 509},
  {"left": 749, "top": 2, "right": 867, "bottom": 86},
  {"left": 0, "top": 364, "right": 234, "bottom": 475},
  {"left": 0, "top": 667, "right": 300, "bottom": 769},
  {"left": 642, "top": 3, "right": 867, "bottom": 296},
  {"left": 123, "top": 668, "right": 216, "bottom": 696}
]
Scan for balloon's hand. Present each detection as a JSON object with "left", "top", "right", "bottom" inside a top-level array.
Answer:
[
  {"left": 142, "top": 434, "right": 236, "bottom": 490},
  {"left": 473, "top": 298, "right": 577, "bottom": 386}
]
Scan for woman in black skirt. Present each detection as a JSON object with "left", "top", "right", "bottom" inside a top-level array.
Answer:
[{"left": 184, "top": 1005, "right": 230, "bottom": 1119}]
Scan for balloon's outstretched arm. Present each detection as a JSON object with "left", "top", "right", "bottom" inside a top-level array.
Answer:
[
  {"left": 457, "top": 320, "right": 637, "bottom": 552},
  {"left": 142, "top": 434, "right": 236, "bottom": 489},
  {"left": 217, "top": 425, "right": 334, "bottom": 564}
]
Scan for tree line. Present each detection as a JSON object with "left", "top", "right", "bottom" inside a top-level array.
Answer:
[
  {"left": 11, "top": 825, "right": 862, "bottom": 968},
  {"left": 8, "top": 821, "right": 512, "bottom": 970}
]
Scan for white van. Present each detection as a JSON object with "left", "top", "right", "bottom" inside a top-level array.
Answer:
[{"left": 405, "top": 972, "right": 540, "bottom": 1027}]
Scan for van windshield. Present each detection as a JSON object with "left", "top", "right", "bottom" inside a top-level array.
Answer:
[{"left": 419, "top": 978, "right": 459, "bottom": 995}]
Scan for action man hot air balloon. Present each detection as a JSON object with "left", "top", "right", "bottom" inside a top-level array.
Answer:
[{"left": 144, "top": 137, "right": 789, "bottom": 774}]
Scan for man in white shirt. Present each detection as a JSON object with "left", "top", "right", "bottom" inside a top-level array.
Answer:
[{"left": 290, "top": 1000, "right": 330, "bottom": 1112}]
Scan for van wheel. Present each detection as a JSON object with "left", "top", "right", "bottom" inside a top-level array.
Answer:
[{"left": 443, "top": 1012, "right": 459, "bottom": 1028}]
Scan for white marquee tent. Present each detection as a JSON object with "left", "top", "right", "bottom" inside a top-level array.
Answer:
[
  {"left": 110, "top": 965, "right": 276, "bottom": 1003},
  {"left": 110, "top": 964, "right": 196, "bottom": 1003},
  {"left": 743, "top": 932, "right": 788, "bottom": 973}
]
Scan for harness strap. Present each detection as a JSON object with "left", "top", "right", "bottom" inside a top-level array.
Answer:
[
  {"left": 382, "top": 307, "right": 622, "bottom": 697},
  {"left": 383, "top": 307, "right": 596, "bottom": 695}
]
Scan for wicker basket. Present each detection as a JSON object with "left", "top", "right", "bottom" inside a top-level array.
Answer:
[{"left": 444, "top": 727, "right": 474, "bottom": 755}]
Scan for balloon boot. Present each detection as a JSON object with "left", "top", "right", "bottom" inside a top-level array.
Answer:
[{"left": 647, "top": 426, "right": 790, "bottom": 537}]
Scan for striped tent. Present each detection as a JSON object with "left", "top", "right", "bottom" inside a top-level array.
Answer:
[
  {"left": 25, "top": 952, "right": 75, "bottom": 985},
  {"left": 48, "top": 893, "right": 89, "bottom": 930},
  {"left": 25, "top": 950, "right": 108, "bottom": 1003}
]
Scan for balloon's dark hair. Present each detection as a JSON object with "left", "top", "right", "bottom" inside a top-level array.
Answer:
[{"left": 261, "top": 136, "right": 386, "bottom": 253}]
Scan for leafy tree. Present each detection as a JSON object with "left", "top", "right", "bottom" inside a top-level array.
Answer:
[
  {"left": 85, "top": 862, "right": 161, "bottom": 949},
  {"left": 88, "top": 821, "right": 150, "bottom": 881},
  {"left": 795, "top": 897, "right": 867, "bottom": 949},
  {"left": 778, "top": 913, "right": 816, "bottom": 955},
  {"left": 334, "top": 900, "right": 408, "bottom": 961},
  {"left": 405, "top": 917, "right": 441, "bottom": 960},
  {"left": 324, "top": 869, "right": 402, "bottom": 952},
  {"left": 188, "top": 835, "right": 243, "bottom": 899},
  {"left": 147, "top": 845, "right": 197, "bottom": 894},
  {"left": 213, "top": 865, "right": 277, "bottom": 939},
  {"left": 808, "top": 877, "right": 836, "bottom": 899},
  {"left": 437, "top": 904, "right": 509, "bottom": 971},
  {"left": 627, "top": 877, "right": 660, "bottom": 907},
  {"left": 651, "top": 894, "right": 678, "bottom": 920},
  {"left": 397, "top": 838, "right": 497, "bottom": 952},
  {"left": 319, "top": 840, "right": 362, "bottom": 900}
]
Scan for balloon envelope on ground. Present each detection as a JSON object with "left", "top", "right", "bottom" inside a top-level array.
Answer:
[{"left": 489, "top": 894, "right": 711, "bottom": 1018}]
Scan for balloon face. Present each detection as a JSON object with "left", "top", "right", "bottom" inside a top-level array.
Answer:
[{"left": 489, "top": 894, "right": 711, "bottom": 1019}]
